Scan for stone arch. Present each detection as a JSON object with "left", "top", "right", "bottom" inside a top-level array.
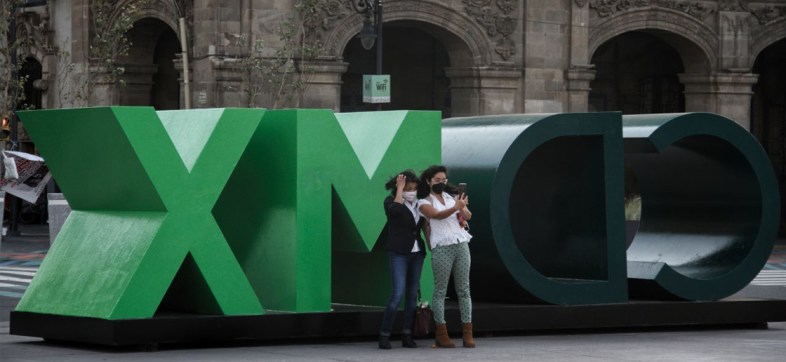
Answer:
[
  {"left": 20, "top": 48, "right": 50, "bottom": 88},
  {"left": 325, "top": 0, "right": 491, "bottom": 67},
  {"left": 589, "top": 8, "right": 717, "bottom": 73},
  {"left": 750, "top": 18, "right": 786, "bottom": 68},
  {"left": 123, "top": 17, "right": 179, "bottom": 64},
  {"left": 17, "top": 38, "right": 53, "bottom": 108},
  {"left": 115, "top": 0, "right": 180, "bottom": 34},
  {"left": 118, "top": 16, "right": 181, "bottom": 107}
]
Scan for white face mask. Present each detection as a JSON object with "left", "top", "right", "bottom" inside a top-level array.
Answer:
[{"left": 402, "top": 191, "right": 417, "bottom": 202}]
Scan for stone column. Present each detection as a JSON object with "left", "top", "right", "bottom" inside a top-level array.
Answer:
[
  {"left": 191, "top": 0, "right": 225, "bottom": 108},
  {"left": 565, "top": 66, "right": 596, "bottom": 112},
  {"left": 679, "top": 72, "right": 759, "bottom": 129},
  {"left": 718, "top": 11, "right": 752, "bottom": 70},
  {"left": 569, "top": 0, "right": 591, "bottom": 66},
  {"left": 445, "top": 67, "right": 522, "bottom": 117},
  {"left": 296, "top": 61, "right": 349, "bottom": 112},
  {"left": 565, "top": 1, "right": 595, "bottom": 113}
]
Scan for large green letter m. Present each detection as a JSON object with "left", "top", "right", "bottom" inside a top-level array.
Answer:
[{"left": 215, "top": 110, "right": 441, "bottom": 312}]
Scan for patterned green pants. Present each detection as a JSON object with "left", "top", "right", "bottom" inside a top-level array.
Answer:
[{"left": 431, "top": 242, "right": 472, "bottom": 324}]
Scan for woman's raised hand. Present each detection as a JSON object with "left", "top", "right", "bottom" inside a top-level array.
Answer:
[
  {"left": 455, "top": 193, "right": 469, "bottom": 209},
  {"left": 396, "top": 174, "right": 406, "bottom": 189}
]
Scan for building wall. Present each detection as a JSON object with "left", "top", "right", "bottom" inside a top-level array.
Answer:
[
  {"left": 9, "top": 1, "right": 786, "bottom": 235},
  {"left": 12, "top": 0, "right": 786, "bottom": 120}
]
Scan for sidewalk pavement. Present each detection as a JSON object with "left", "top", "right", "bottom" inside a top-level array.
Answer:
[{"left": 1, "top": 320, "right": 785, "bottom": 361}]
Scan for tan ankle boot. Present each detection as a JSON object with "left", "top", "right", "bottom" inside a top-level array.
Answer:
[
  {"left": 462, "top": 322, "right": 475, "bottom": 348},
  {"left": 433, "top": 323, "right": 455, "bottom": 348}
]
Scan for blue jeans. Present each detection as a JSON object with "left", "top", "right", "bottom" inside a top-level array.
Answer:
[{"left": 380, "top": 251, "right": 425, "bottom": 336}]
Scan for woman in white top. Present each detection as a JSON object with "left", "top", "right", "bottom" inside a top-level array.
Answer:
[{"left": 417, "top": 165, "right": 475, "bottom": 348}]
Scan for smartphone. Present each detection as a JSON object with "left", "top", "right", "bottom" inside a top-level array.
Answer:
[{"left": 458, "top": 182, "right": 467, "bottom": 196}]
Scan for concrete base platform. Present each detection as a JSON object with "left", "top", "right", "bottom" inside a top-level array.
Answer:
[{"left": 10, "top": 297, "right": 786, "bottom": 347}]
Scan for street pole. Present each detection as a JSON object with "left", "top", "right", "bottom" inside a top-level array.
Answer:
[
  {"left": 375, "top": 0, "right": 383, "bottom": 111},
  {"left": 8, "top": 4, "right": 20, "bottom": 235},
  {"left": 179, "top": 17, "right": 191, "bottom": 109}
]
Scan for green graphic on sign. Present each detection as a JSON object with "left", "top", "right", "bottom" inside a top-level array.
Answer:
[
  {"left": 16, "top": 107, "right": 440, "bottom": 317},
  {"left": 215, "top": 109, "right": 440, "bottom": 312},
  {"left": 12, "top": 108, "right": 780, "bottom": 320},
  {"left": 363, "top": 74, "right": 391, "bottom": 103}
]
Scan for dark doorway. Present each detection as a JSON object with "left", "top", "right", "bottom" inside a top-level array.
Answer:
[
  {"left": 151, "top": 26, "right": 181, "bottom": 110},
  {"left": 589, "top": 31, "right": 685, "bottom": 114},
  {"left": 150, "top": 28, "right": 180, "bottom": 110},
  {"left": 19, "top": 57, "right": 42, "bottom": 110},
  {"left": 751, "top": 38, "right": 786, "bottom": 236},
  {"left": 341, "top": 22, "right": 451, "bottom": 117},
  {"left": 122, "top": 18, "right": 180, "bottom": 109}
]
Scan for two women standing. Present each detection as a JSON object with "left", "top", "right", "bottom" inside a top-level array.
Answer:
[{"left": 379, "top": 165, "right": 475, "bottom": 350}]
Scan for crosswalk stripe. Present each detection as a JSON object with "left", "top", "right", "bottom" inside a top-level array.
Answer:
[
  {"left": 750, "top": 270, "right": 786, "bottom": 286},
  {"left": 0, "top": 270, "right": 37, "bottom": 277},
  {"left": 0, "top": 265, "right": 34, "bottom": 299},
  {"left": 0, "top": 275, "right": 33, "bottom": 283},
  {"left": 0, "top": 283, "right": 27, "bottom": 289}
]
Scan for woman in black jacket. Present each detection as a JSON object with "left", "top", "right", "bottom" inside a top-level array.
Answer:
[{"left": 378, "top": 170, "right": 428, "bottom": 349}]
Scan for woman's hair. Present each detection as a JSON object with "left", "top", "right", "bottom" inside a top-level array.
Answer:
[
  {"left": 384, "top": 169, "right": 419, "bottom": 196},
  {"left": 419, "top": 165, "right": 447, "bottom": 185},
  {"left": 418, "top": 165, "right": 459, "bottom": 198}
]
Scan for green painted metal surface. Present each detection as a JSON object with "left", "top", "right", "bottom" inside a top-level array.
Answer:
[
  {"left": 16, "top": 107, "right": 265, "bottom": 319},
  {"left": 623, "top": 113, "right": 781, "bottom": 300},
  {"left": 14, "top": 108, "right": 777, "bottom": 320},
  {"left": 441, "top": 113, "right": 628, "bottom": 305},
  {"left": 17, "top": 107, "right": 440, "bottom": 317},
  {"left": 215, "top": 109, "right": 440, "bottom": 312}
]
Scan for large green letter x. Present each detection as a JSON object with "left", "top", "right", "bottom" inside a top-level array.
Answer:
[{"left": 16, "top": 107, "right": 264, "bottom": 319}]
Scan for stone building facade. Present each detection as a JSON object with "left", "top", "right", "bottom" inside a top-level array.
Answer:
[{"left": 10, "top": 0, "right": 786, "bottom": 233}]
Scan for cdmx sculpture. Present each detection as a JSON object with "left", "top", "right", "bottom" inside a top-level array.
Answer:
[{"left": 12, "top": 108, "right": 780, "bottom": 326}]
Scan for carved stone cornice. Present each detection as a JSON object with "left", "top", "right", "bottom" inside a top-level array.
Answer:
[
  {"left": 588, "top": 0, "right": 716, "bottom": 20},
  {"left": 17, "top": 7, "right": 54, "bottom": 55},
  {"left": 588, "top": 7, "right": 718, "bottom": 71},
  {"left": 303, "top": 0, "right": 352, "bottom": 46},
  {"left": 462, "top": 0, "right": 518, "bottom": 61},
  {"left": 718, "top": 0, "right": 750, "bottom": 12},
  {"left": 750, "top": 3, "right": 786, "bottom": 24}
]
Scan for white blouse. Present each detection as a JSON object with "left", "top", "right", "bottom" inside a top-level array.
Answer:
[{"left": 418, "top": 193, "right": 472, "bottom": 249}]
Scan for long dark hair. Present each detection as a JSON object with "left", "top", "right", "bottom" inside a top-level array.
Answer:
[
  {"left": 418, "top": 165, "right": 459, "bottom": 198},
  {"left": 384, "top": 170, "right": 419, "bottom": 196}
]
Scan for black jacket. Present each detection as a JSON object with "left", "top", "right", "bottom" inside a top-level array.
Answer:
[{"left": 383, "top": 196, "right": 427, "bottom": 254}]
